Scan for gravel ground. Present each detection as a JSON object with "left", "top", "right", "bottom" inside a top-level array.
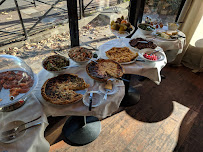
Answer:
[{"left": 0, "top": 15, "right": 116, "bottom": 74}]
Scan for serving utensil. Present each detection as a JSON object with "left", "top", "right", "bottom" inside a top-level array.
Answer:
[
  {"left": 136, "top": 59, "right": 145, "bottom": 62},
  {"left": 170, "top": 35, "right": 186, "bottom": 39},
  {"left": 115, "top": 77, "right": 130, "bottom": 82},
  {"left": 2, "top": 116, "right": 41, "bottom": 136},
  {"left": 54, "top": 50, "right": 66, "bottom": 57},
  {"left": 89, "top": 92, "right": 93, "bottom": 111},
  {"left": 137, "top": 41, "right": 149, "bottom": 43},
  {"left": 18, "top": 73, "right": 28, "bottom": 85},
  {"left": 87, "top": 58, "right": 98, "bottom": 63},
  {"left": 0, "top": 122, "right": 42, "bottom": 142},
  {"left": 103, "top": 89, "right": 111, "bottom": 100},
  {"left": 106, "top": 73, "right": 130, "bottom": 82},
  {"left": 84, "top": 43, "right": 99, "bottom": 51},
  {"left": 61, "top": 65, "right": 79, "bottom": 69},
  {"left": 149, "top": 49, "right": 160, "bottom": 55}
]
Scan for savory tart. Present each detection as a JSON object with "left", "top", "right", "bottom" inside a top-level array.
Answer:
[
  {"left": 41, "top": 74, "right": 89, "bottom": 105},
  {"left": 86, "top": 59, "right": 124, "bottom": 82},
  {"left": 106, "top": 47, "right": 138, "bottom": 63}
]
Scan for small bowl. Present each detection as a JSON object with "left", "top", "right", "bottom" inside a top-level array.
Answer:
[
  {"left": 68, "top": 46, "right": 93, "bottom": 64},
  {"left": 168, "top": 23, "right": 179, "bottom": 30},
  {"left": 138, "top": 48, "right": 165, "bottom": 62},
  {"left": 138, "top": 23, "right": 155, "bottom": 35},
  {"left": 42, "top": 55, "right": 70, "bottom": 74}
]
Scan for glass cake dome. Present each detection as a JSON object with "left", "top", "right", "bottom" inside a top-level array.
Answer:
[{"left": 0, "top": 55, "right": 37, "bottom": 110}]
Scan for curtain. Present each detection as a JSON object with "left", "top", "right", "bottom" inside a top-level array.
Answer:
[{"left": 173, "top": 0, "right": 203, "bottom": 72}]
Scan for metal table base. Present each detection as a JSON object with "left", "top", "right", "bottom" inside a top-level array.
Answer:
[
  {"left": 120, "top": 74, "right": 140, "bottom": 107},
  {"left": 62, "top": 116, "right": 101, "bottom": 145}
]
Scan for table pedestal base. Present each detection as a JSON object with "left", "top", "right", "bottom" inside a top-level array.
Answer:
[
  {"left": 62, "top": 116, "right": 101, "bottom": 145},
  {"left": 120, "top": 86, "right": 140, "bottom": 107}
]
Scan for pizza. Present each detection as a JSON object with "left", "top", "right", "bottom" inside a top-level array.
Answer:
[
  {"left": 86, "top": 59, "right": 124, "bottom": 82},
  {"left": 0, "top": 70, "right": 34, "bottom": 98},
  {"left": 106, "top": 47, "right": 138, "bottom": 63},
  {"left": 41, "top": 74, "right": 89, "bottom": 105}
]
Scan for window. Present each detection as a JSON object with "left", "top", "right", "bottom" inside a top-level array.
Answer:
[{"left": 142, "top": 0, "right": 185, "bottom": 25}]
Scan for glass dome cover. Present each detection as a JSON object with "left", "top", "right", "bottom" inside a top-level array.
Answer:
[{"left": 0, "top": 55, "right": 37, "bottom": 108}]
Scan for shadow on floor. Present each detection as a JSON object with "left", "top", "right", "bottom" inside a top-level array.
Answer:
[{"left": 173, "top": 106, "right": 203, "bottom": 152}]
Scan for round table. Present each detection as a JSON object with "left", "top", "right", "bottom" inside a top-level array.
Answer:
[
  {"left": 97, "top": 38, "right": 167, "bottom": 106},
  {"left": 132, "top": 27, "right": 186, "bottom": 63},
  {"left": 98, "top": 38, "right": 167, "bottom": 85},
  {"left": 33, "top": 66, "right": 125, "bottom": 145}
]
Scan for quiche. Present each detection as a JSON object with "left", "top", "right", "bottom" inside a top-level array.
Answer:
[
  {"left": 86, "top": 59, "right": 124, "bottom": 82},
  {"left": 41, "top": 74, "right": 89, "bottom": 105},
  {"left": 106, "top": 47, "right": 138, "bottom": 63}
]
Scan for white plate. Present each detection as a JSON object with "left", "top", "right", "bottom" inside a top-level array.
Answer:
[
  {"left": 83, "top": 91, "right": 103, "bottom": 107},
  {"left": 127, "top": 38, "right": 158, "bottom": 52},
  {"left": 110, "top": 25, "right": 135, "bottom": 38},
  {"left": 153, "top": 30, "right": 180, "bottom": 41},
  {"left": 105, "top": 46, "right": 138, "bottom": 65},
  {"left": 0, "top": 120, "right": 26, "bottom": 144},
  {"left": 99, "top": 82, "right": 118, "bottom": 95},
  {"left": 138, "top": 48, "right": 165, "bottom": 62},
  {"left": 119, "top": 57, "right": 138, "bottom": 65},
  {"left": 155, "top": 35, "right": 177, "bottom": 41}
]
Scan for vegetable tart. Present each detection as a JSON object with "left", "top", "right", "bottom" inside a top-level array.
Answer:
[{"left": 41, "top": 74, "right": 89, "bottom": 105}]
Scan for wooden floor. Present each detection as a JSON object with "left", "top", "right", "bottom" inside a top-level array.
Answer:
[{"left": 45, "top": 65, "right": 203, "bottom": 152}]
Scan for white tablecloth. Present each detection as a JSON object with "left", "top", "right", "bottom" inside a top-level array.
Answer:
[
  {"left": 132, "top": 27, "right": 186, "bottom": 63},
  {"left": 98, "top": 38, "right": 167, "bottom": 85},
  {"left": 0, "top": 94, "right": 50, "bottom": 152},
  {"left": 33, "top": 68, "right": 125, "bottom": 119}
]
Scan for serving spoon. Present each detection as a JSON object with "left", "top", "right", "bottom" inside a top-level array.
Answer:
[
  {"left": 106, "top": 73, "right": 130, "bottom": 82},
  {"left": 149, "top": 49, "right": 160, "bottom": 55},
  {"left": 61, "top": 65, "right": 79, "bottom": 69}
]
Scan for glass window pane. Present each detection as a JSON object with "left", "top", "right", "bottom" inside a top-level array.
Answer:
[
  {"left": 78, "top": 0, "right": 131, "bottom": 48},
  {"left": 143, "top": 0, "right": 183, "bottom": 25}
]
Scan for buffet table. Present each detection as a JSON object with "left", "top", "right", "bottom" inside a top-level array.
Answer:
[
  {"left": 98, "top": 38, "right": 167, "bottom": 85},
  {"left": 33, "top": 68, "right": 125, "bottom": 119},
  {"left": 132, "top": 27, "right": 186, "bottom": 63},
  {"left": 0, "top": 29, "right": 171, "bottom": 151}
]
